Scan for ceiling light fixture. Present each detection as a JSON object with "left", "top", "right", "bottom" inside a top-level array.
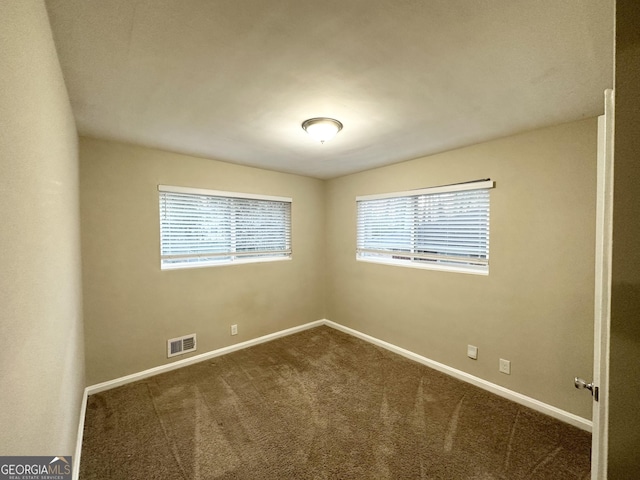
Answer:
[{"left": 302, "top": 117, "right": 343, "bottom": 144}]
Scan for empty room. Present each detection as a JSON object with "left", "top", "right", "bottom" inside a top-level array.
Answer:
[{"left": 2, "top": 0, "right": 640, "bottom": 479}]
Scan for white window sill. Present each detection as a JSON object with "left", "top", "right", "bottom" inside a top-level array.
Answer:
[
  {"left": 161, "top": 255, "right": 292, "bottom": 271},
  {"left": 356, "top": 256, "right": 488, "bottom": 276}
]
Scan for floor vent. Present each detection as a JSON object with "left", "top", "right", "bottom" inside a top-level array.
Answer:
[{"left": 167, "top": 334, "right": 197, "bottom": 358}]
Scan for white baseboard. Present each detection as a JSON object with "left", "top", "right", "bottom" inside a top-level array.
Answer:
[
  {"left": 85, "top": 320, "right": 325, "bottom": 395},
  {"left": 323, "top": 320, "right": 592, "bottom": 432},
  {"left": 73, "top": 387, "right": 88, "bottom": 480},
  {"left": 78, "top": 315, "right": 591, "bottom": 476}
]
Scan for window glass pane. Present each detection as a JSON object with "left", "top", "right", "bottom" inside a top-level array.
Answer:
[
  {"left": 159, "top": 188, "right": 291, "bottom": 269},
  {"left": 357, "top": 183, "right": 491, "bottom": 274}
]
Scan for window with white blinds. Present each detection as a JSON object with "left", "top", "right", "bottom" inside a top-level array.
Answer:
[
  {"left": 159, "top": 185, "right": 292, "bottom": 270},
  {"left": 356, "top": 180, "right": 494, "bottom": 274}
]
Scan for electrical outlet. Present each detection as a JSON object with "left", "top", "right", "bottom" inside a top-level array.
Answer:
[
  {"left": 499, "top": 358, "right": 511, "bottom": 375},
  {"left": 231, "top": 324, "right": 238, "bottom": 336},
  {"left": 467, "top": 345, "right": 478, "bottom": 360}
]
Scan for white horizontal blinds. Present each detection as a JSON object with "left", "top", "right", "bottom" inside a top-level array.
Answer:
[
  {"left": 159, "top": 188, "right": 291, "bottom": 268},
  {"left": 233, "top": 197, "right": 291, "bottom": 254},
  {"left": 357, "top": 196, "right": 415, "bottom": 253},
  {"left": 414, "top": 189, "right": 489, "bottom": 264},
  {"left": 357, "top": 180, "right": 492, "bottom": 271}
]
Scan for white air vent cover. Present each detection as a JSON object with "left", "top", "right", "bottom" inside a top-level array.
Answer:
[{"left": 167, "top": 333, "right": 197, "bottom": 358}]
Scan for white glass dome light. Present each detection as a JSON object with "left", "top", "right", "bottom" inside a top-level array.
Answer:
[{"left": 302, "top": 117, "right": 343, "bottom": 144}]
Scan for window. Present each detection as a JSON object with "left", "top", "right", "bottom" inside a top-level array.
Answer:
[
  {"left": 356, "top": 179, "right": 493, "bottom": 274},
  {"left": 159, "top": 185, "right": 292, "bottom": 270}
]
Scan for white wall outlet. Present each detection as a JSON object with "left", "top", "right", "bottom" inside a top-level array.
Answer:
[
  {"left": 231, "top": 324, "right": 238, "bottom": 336},
  {"left": 499, "top": 358, "right": 511, "bottom": 374},
  {"left": 467, "top": 345, "right": 478, "bottom": 360}
]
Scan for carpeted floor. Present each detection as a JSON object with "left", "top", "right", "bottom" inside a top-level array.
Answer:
[{"left": 80, "top": 326, "right": 591, "bottom": 479}]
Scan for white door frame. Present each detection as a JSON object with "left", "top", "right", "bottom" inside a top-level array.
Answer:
[{"left": 591, "top": 89, "right": 614, "bottom": 480}]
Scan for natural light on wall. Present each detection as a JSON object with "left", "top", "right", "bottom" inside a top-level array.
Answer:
[{"left": 356, "top": 179, "right": 494, "bottom": 275}]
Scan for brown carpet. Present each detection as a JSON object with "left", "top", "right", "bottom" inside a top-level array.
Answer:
[{"left": 80, "top": 326, "right": 591, "bottom": 479}]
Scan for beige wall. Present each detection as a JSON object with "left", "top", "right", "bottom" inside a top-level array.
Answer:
[
  {"left": 325, "top": 118, "right": 597, "bottom": 419},
  {"left": 80, "top": 138, "right": 325, "bottom": 384},
  {"left": 609, "top": 0, "right": 640, "bottom": 475},
  {"left": 0, "top": 1, "right": 84, "bottom": 455}
]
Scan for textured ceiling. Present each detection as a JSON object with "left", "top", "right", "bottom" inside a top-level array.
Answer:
[{"left": 46, "top": 0, "right": 614, "bottom": 179}]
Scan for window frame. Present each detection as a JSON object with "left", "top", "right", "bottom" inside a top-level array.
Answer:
[
  {"left": 158, "top": 185, "right": 292, "bottom": 270},
  {"left": 356, "top": 180, "right": 494, "bottom": 275}
]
